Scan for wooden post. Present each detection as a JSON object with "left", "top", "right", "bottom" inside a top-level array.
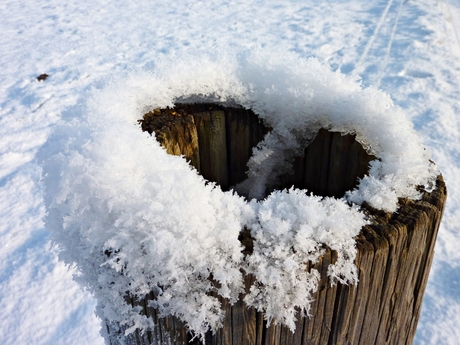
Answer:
[{"left": 116, "top": 103, "right": 447, "bottom": 345}]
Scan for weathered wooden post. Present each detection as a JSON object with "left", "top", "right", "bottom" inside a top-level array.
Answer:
[{"left": 106, "top": 103, "right": 446, "bottom": 345}]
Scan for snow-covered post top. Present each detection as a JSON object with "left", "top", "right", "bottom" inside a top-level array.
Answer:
[{"left": 38, "top": 51, "right": 445, "bottom": 345}]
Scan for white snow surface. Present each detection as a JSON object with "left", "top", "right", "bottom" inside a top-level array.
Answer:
[{"left": 2, "top": 0, "right": 460, "bottom": 344}]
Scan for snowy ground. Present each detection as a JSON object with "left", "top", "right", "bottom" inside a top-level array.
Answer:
[{"left": 1, "top": 0, "right": 459, "bottom": 344}]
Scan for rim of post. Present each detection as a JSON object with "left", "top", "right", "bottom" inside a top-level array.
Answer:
[{"left": 38, "top": 52, "right": 445, "bottom": 345}]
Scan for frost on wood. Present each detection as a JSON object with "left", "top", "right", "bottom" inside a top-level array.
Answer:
[
  {"left": 37, "top": 50, "right": 438, "bottom": 342},
  {"left": 244, "top": 190, "right": 367, "bottom": 332}
]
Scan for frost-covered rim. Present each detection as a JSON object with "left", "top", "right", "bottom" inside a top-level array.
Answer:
[
  {"left": 38, "top": 50, "right": 439, "bottom": 341},
  {"left": 104, "top": 50, "right": 438, "bottom": 212}
]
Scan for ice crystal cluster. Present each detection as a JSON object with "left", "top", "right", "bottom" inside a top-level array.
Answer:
[{"left": 38, "top": 50, "right": 438, "bottom": 341}]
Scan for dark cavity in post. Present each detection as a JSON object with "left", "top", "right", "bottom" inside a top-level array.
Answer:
[{"left": 139, "top": 103, "right": 376, "bottom": 199}]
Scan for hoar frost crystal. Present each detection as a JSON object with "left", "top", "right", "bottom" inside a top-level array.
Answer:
[{"left": 38, "top": 51, "right": 438, "bottom": 341}]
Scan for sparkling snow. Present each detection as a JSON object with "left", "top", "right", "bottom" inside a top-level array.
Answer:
[{"left": 1, "top": 0, "right": 460, "bottom": 344}]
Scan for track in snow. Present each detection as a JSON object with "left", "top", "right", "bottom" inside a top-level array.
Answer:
[
  {"left": 375, "top": 0, "right": 405, "bottom": 87},
  {"left": 443, "top": 0, "right": 460, "bottom": 48},
  {"left": 353, "top": 0, "right": 406, "bottom": 87},
  {"left": 354, "top": 0, "right": 394, "bottom": 75}
]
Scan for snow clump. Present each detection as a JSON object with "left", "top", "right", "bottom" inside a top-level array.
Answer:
[{"left": 38, "top": 50, "right": 438, "bottom": 341}]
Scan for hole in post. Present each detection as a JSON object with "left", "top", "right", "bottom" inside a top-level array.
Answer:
[
  {"left": 273, "top": 128, "right": 377, "bottom": 198},
  {"left": 139, "top": 103, "right": 375, "bottom": 199}
]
